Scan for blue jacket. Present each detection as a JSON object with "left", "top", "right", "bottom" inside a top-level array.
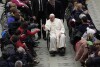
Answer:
[{"left": 7, "top": 16, "right": 15, "bottom": 26}]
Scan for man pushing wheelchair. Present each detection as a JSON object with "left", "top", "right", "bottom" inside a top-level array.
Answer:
[{"left": 42, "top": 14, "right": 66, "bottom": 56}]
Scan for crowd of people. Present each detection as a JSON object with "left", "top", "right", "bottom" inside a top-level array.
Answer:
[
  {"left": 66, "top": 0, "right": 100, "bottom": 67},
  {"left": 0, "top": 0, "right": 68, "bottom": 67},
  {"left": 0, "top": 0, "right": 100, "bottom": 67}
]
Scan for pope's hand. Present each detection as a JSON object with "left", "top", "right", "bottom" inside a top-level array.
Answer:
[{"left": 42, "top": 24, "right": 45, "bottom": 29}]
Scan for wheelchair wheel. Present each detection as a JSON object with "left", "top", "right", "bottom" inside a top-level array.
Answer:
[
  {"left": 47, "top": 37, "right": 50, "bottom": 50},
  {"left": 0, "top": 11, "right": 7, "bottom": 31},
  {"left": 47, "top": 31, "right": 50, "bottom": 50}
]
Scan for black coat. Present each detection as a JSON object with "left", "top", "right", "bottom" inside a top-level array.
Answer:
[
  {"left": 46, "top": 0, "right": 63, "bottom": 19},
  {"left": 32, "top": 0, "right": 48, "bottom": 17},
  {"left": 57, "top": 0, "right": 68, "bottom": 10}
]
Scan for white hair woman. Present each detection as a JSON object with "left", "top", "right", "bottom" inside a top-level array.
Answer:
[
  {"left": 17, "top": 47, "right": 26, "bottom": 54},
  {"left": 15, "top": 60, "right": 23, "bottom": 67}
]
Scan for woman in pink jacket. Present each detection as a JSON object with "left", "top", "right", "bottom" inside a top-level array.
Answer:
[
  {"left": 11, "top": 0, "right": 32, "bottom": 19},
  {"left": 11, "top": 0, "right": 29, "bottom": 8}
]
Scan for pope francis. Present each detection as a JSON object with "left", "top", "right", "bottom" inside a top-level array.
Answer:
[{"left": 43, "top": 14, "right": 66, "bottom": 56}]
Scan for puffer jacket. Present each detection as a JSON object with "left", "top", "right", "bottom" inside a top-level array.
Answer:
[{"left": 11, "top": 0, "right": 28, "bottom": 7}]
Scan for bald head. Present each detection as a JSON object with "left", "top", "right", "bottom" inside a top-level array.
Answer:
[{"left": 49, "top": 14, "right": 55, "bottom": 22}]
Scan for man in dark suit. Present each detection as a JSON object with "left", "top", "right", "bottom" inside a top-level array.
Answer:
[
  {"left": 32, "top": 0, "right": 48, "bottom": 40},
  {"left": 57, "top": 0, "right": 68, "bottom": 17},
  {"left": 46, "top": 0, "right": 63, "bottom": 20}
]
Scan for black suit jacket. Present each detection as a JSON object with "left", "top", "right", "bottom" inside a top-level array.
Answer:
[
  {"left": 58, "top": 0, "right": 68, "bottom": 9},
  {"left": 32, "top": 0, "right": 47, "bottom": 17},
  {"left": 46, "top": 0, "right": 63, "bottom": 19}
]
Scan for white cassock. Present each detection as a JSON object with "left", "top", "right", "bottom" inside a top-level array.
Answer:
[{"left": 45, "top": 18, "right": 66, "bottom": 51}]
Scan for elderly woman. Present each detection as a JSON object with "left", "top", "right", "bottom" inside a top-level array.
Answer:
[{"left": 75, "top": 27, "right": 96, "bottom": 63}]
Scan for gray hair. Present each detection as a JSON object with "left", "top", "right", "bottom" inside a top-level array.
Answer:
[
  {"left": 49, "top": 13, "right": 55, "bottom": 18},
  {"left": 15, "top": 60, "right": 23, "bottom": 67},
  {"left": 17, "top": 47, "right": 25, "bottom": 53}
]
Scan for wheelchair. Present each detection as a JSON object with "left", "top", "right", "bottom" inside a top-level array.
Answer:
[
  {"left": 46, "top": 30, "right": 66, "bottom": 56},
  {"left": 47, "top": 30, "right": 50, "bottom": 50}
]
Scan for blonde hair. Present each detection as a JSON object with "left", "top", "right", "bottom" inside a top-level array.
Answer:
[
  {"left": 76, "top": 3, "right": 83, "bottom": 10},
  {"left": 86, "top": 33, "right": 94, "bottom": 41}
]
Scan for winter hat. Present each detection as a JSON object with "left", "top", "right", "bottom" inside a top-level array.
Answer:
[
  {"left": 79, "top": 13, "right": 86, "bottom": 19},
  {"left": 17, "top": 47, "right": 25, "bottom": 53},
  {"left": 72, "top": 18, "right": 76, "bottom": 22},
  {"left": 70, "top": 18, "right": 76, "bottom": 27},
  {"left": 86, "top": 27, "right": 96, "bottom": 35}
]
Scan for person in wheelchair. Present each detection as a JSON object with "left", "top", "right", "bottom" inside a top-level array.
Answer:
[{"left": 43, "top": 14, "right": 66, "bottom": 56}]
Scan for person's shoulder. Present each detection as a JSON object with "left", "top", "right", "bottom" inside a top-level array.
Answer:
[
  {"left": 46, "top": 19, "right": 50, "bottom": 23},
  {"left": 55, "top": 18, "right": 61, "bottom": 21},
  {"left": 55, "top": 18, "right": 62, "bottom": 23},
  {"left": 47, "top": 19, "right": 50, "bottom": 21}
]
